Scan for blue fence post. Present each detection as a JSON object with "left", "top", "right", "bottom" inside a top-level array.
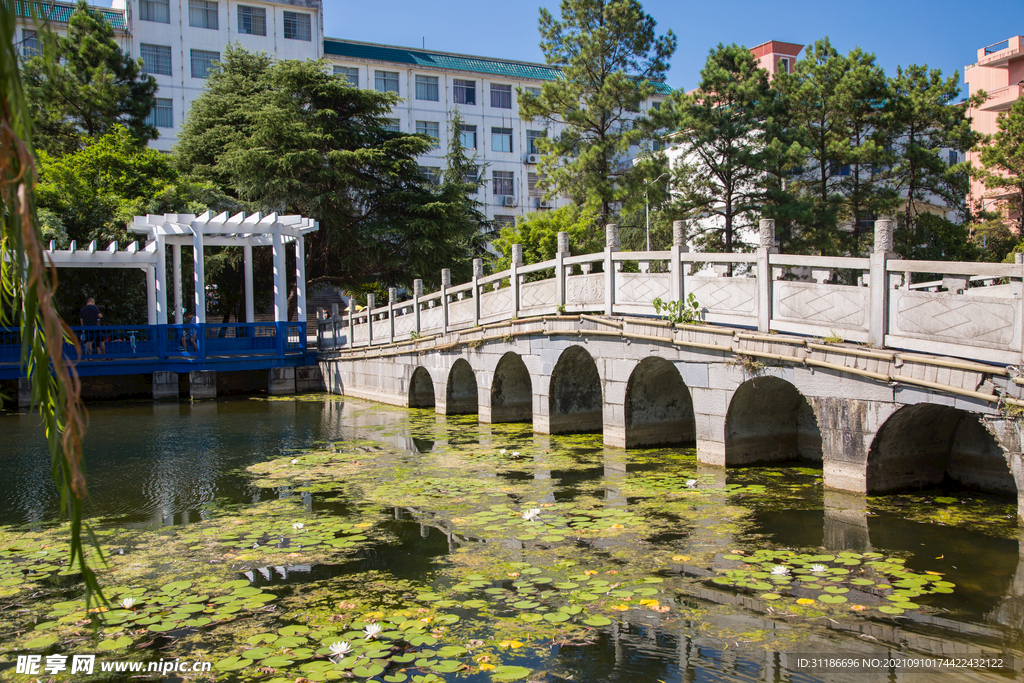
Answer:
[
  {"left": 276, "top": 321, "right": 286, "bottom": 359},
  {"left": 157, "top": 324, "right": 166, "bottom": 363},
  {"left": 197, "top": 323, "right": 207, "bottom": 361}
]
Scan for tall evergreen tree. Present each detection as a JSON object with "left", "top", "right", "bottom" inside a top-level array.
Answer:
[
  {"left": 977, "top": 97, "right": 1024, "bottom": 236},
  {"left": 21, "top": 0, "right": 156, "bottom": 155},
  {"left": 518, "top": 0, "right": 676, "bottom": 228}
]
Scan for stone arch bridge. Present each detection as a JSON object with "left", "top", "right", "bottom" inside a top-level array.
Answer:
[{"left": 317, "top": 221, "right": 1024, "bottom": 519}]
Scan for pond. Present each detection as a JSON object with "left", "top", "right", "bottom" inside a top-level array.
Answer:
[{"left": 1, "top": 395, "right": 1022, "bottom": 682}]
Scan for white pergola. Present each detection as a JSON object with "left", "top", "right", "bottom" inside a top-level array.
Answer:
[{"left": 126, "top": 211, "right": 319, "bottom": 325}]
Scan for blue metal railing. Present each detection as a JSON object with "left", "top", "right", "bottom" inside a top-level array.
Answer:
[{"left": 0, "top": 322, "right": 307, "bottom": 366}]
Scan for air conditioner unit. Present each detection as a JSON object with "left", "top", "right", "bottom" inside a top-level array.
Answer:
[
  {"left": 536, "top": 198, "right": 551, "bottom": 209},
  {"left": 525, "top": 153, "right": 540, "bottom": 165},
  {"left": 502, "top": 195, "right": 516, "bottom": 207}
]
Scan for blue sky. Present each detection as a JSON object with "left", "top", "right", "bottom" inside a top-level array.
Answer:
[{"left": 95, "top": 1, "right": 1024, "bottom": 96}]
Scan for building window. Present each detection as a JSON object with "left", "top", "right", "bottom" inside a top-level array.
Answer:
[
  {"left": 527, "top": 130, "right": 545, "bottom": 155},
  {"left": 283, "top": 11, "right": 311, "bottom": 41},
  {"left": 491, "top": 127, "right": 512, "bottom": 153},
  {"left": 334, "top": 66, "right": 358, "bottom": 87},
  {"left": 453, "top": 79, "right": 475, "bottom": 105},
  {"left": 141, "top": 44, "right": 173, "bottom": 76},
  {"left": 528, "top": 172, "right": 548, "bottom": 197},
  {"left": 140, "top": 0, "right": 170, "bottom": 23},
  {"left": 188, "top": 0, "right": 218, "bottom": 30},
  {"left": 383, "top": 118, "right": 400, "bottom": 132},
  {"left": 651, "top": 101, "right": 661, "bottom": 110},
  {"left": 492, "top": 170, "right": 514, "bottom": 196},
  {"left": 458, "top": 124, "right": 477, "bottom": 149},
  {"left": 416, "top": 120, "right": 439, "bottom": 147},
  {"left": 237, "top": 5, "right": 266, "bottom": 36},
  {"left": 778, "top": 57, "right": 790, "bottom": 73},
  {"left": 492, "top": 215, "right": 516, "bottom": 231},
  {"left": 21, "top": 29, "right": 39, "bottom": 57},
  {"left": 490, "top": 83, "right": 512, "bottom": 109},
  {"left": 375, "top": 70, "right": 398, "bottom": 94},
  {"left": 190, "top": 49, "right": 220, "bottom": 79},
  {"left": 525, "top": 86, "right": 541, "bottom": 97},
  {"left": 418, "top": 166, "right": 441, "bottom": 186},
  {"left": 146, "top": 98, "right": 173, "bottom": 128},
  {"left": 463, "top": 165, "right": 480, "bottom": 184},
  {"left": 415, "top": 75, "right": 438, "bottom": 101},
  {"left": 948, "top": 150, "right": 960, "bottom": 165}
]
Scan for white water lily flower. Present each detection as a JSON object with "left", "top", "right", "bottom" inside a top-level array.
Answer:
[
  {"left": 521, "top": 508, "right": 541, "bottom": 522},
  {"left": 685, "top": 479, "right": 697, "bottom": 488},
  {"left": 290, "top": 458, "right": 299, "bottom": 464},
  {"left": 770, "top": 565, "right": 790, "bottom": 575},
  {"left": 810, "top": 564, "right": 828, "bottom": 573},
  {"left": 363, "top": 622, "right": 383, "bottom": 640},
  {"left": 499, "top": 449, "right": 507, "bottom": 454},
  {"left": 511, "top": 451, "right": 521, "bottom": 458},
  {"left": 292, "top": 522, "right": 304, "bottom": 530},
  {"left": 120, "top": 597, "right": 136, "bottom": 609},
  {"left": 329, "top": 641, "right": 353, "bottom": 656}
]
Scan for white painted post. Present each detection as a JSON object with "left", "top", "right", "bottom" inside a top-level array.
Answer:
[
  {"left": 441, "top": 268, "right": 451, "bottom": 334},
  {"left": 272, "top": 231, "right": 287, "bottom": 323},
  {"left": 192, "top": 227, "right": 206, "bottom": 323},
  {"left": 366, "top": 293, "right": 375, "bottom": 345},
  {"left": 604, "top": 224, "right": 619, "bottom": 316},
  {"left": 294, "top": 235, "right": 306, "bottom": 326},
  {"left": 869, "top": 218, "right": 894, "bottom": 347},
  {"left": 472, "top": 258, "right": 483, "bottom": 326},
  {"left": 172, "top": 243, "right": 183, "bottom": 324},
  {"left": 388, "top": 287, "right": 397, "bottom": 343},
  {"left": 756, "top": 219, "right": 777, "bottom": 333},
  {"left": 347, "top": 301, "right": 354, "bottom": 348},
  {"left": 146, "top": 265, "right": 157, "bottom": 325},
  {"left": 243, "top": 244, "right": 254, "bottom": 323},
  {"left": 511, "top": 244, "right": 522, "bottom": 320},
  {"left": 154, "top": 235, "right": 168, "bottom": 324},
  {"left": 555, "top": 231, "right": 569, "bottom": 312},
  {"left": 670, "top": 220, "right": 687, "bottom": 304},
  {"left": 413, "top": 279, "right": 423, "bottom": 336}
]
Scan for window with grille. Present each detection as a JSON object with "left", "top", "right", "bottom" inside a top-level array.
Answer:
[
  {"left": 415, "top": 75, "right": 438, "bottom": 101},
  {"left": 283, "top": 11, "right": 311, "bottom": 41},
  {"left": 140, "top": 0, "right": 170, "bottom": 23},
  {"left": 453, "top": 79, "right": 475, "bottom": 105},
  {"left": 458, "top": 124, "right": 477, "bottom": 149},
  {"left": 375, "top": 70, "right": 398, "bottom": 94},
  {"left": 416, "top": 120, "right": 439, "bottom": 147},
  {"left": 528, "top": 172, "right": 548, "bottom": 197},
  {"left": 141, "top": 44, "right": 172, "bottom": 76},
  {"left": 418, "top": 166, "right": 441, "bottom": 186},
  {"left": 463, "top": 165, "right": 479, "bottom": 184},
  {"left": 527, "top": 130, "right": 545, "bottom": 155},
  {"left": 383, "top": 118, "right": 400, "bottom": 132},
  {"left": 492, "top": 171, "right": 514, "bottom": 196},
  {"left": 334, "top": 66, "right": 358, "bottom": 87},
  {"left": 490, "top": 83, "right": 512, "bottom": 109},
  {"left": 21, "top": 29, "right": 39, "bottom": 56},
  {"left": 190, "top": 49, "right": 220, "bottom": 79},
  {"left": 146, "top": 98, "right": 173, "bottom": 128},
  {"left": 492, "top": 215, "right": 516, "bottom": 230},
  {"left": 491, "top": 127, "right": 512, "bottom": 153},
  {"left": 188, "top": 0, "right": 218, "bottom": 29},
  {"left": 237, "top": 5, "right": 266, "bottom": 36}
]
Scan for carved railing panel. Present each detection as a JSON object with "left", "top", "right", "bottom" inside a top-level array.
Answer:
[
  {"left": 480, "top": 288, "right": 512, "bottom": 324},
  {"left": 773, "top": 282, "right": 869, "bottom": 333},
  {"left": 520, "top": 280, "right": 557, "bottom": 313},
  {"left": 566, "top": 273, "right": 604, "bottom": 308}
]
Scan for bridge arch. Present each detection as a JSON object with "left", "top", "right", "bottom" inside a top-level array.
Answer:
[
  {"left": 725, "top": 376, "right": 822, "bottom": 466},
  {"left": 490, "top": 352, "right": 532, "bottom": 423},
  {"left": 444, "top": 359, "right": 478, "bottom": 415},
  {"left": 624, "top": 357, "right": 695, "bottom": 447},
  {"left": 548, "top": 345, "right": 602, "bottom": 434},
  {"left": 867, "top": 404, "right": 1016, "bottom": 498},
  {"left": 408, "top": 367, "right": 435, "bottom": 408}
]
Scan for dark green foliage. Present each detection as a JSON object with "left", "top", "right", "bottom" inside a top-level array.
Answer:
[
  {"left": 21, "top": 0, "right": 157, "bottom": 156},
  {"left": 977, "top": 97, "right": 1024, "bottom": 236}
]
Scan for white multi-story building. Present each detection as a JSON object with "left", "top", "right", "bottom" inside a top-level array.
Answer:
[{"left": 15, "top": 0, "right": 669, "bottom": 226}]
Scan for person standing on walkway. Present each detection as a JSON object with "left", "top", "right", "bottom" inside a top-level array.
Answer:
[
  {"left": 78, "top": 297, "right": 104, "bottom": 355},
  {"left": 184, "top": 309, "right": 199, "bottom": 353}
]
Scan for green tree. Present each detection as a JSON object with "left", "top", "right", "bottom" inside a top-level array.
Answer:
[
  {"left": 21, "top": 0, "right": 156, "bottom": 156},
  {"left": 660, "top": 43, "right": 770, "bottom": 252},
  {"left": 177, "top": 45, "right": 484, "bottom": 296},
  {"left": 977, "top": 97, "right": 1024, "bottom": 235},
  {"left": 490, "top": 205, "right": 601, "bottom": 271},
  {"left": 518, "top": 0, "right": 676, "bottom": 227}
]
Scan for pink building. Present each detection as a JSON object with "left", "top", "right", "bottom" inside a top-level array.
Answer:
[
  {"left": 964, "top": 36, "right": 1024, "bottom": 222},
  {"left": 749, "top": 40, "right": 804, "bottom": 77}
]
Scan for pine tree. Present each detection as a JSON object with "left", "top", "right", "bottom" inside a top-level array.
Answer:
[
  {"left": 978, "top": 97, "right": 1024, "bottom": 235},
  {"left": 21, "top": 0, "right": 156, "bottom": 155},
  {"left": 518, "top": 0, "right": 676, "bottom": 228}
]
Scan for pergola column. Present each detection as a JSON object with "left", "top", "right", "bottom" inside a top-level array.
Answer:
[
  {"left": 192, "top": 227, "right": 206, "bottom": 323},
  {"left": 243, "top": 244, "right": 255, "bottom": 323},
  {"left": 155, "top": 235, "right": 168, "bottom": 324},
  {"left": 172, "top": 243, "right": 183, "bottom": 324},
  {"left": 294, "top": 235, "right": 306, "bottom": 325},
  {"left": 272, "top": 231, "right": 287, "bottom": 322},
  {"left": 145, "top": 265, "right": 157, "bottom": 325}
]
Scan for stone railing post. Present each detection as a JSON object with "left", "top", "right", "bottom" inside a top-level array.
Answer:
[
  {"left": 413, "top": 279, "right": 423, "bottom": 336},
  {"left": 670, "top": 220, "right": 688, "bottom": 304},
  {"left": 869, "top": 218, "right": 894, "bottom": 347},
  {"left": 511, "top": 244, "right": 523, "bottom": 320},
  {"left": 555, "top": 231, "right": 569, "bottom": 312},
  {"left": 604, "top": 224, "right": 620, "bottom": 316},
  {"left": 756, "top": 219, "right": 777, "bottom": 333},
  {"left": 472, "top": 258, "right": 483, "bottom": 327},
  {"left": 330, "top": 303, "right": 339, "bottom": 350},
  {"left": 441, "top": 268, "right": 451, "bottom": 335},
  {"left": 366, "top": 292, "right": 375, "bottom": 346},
  {"left": 388, "top": 287, "right": 397, "bottom": 343},
  {"left": 347, "top": 299, "right": 354, "bottom": 348}
]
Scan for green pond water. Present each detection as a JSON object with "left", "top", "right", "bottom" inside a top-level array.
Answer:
[{"left": 0, "top": 394, "right": 1023, "bottom": 682}]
